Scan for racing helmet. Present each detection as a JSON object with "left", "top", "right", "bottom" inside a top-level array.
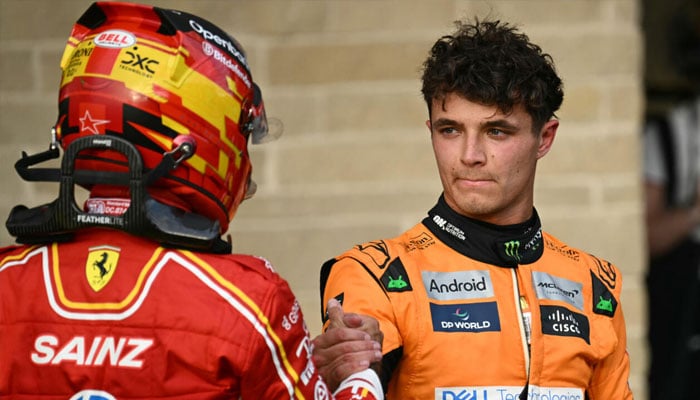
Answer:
[{"left": 6, "top": 1, "right": 274, "bottom": 251}]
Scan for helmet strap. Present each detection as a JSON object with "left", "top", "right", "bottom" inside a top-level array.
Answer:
[{"left": 7, "top": 135, "right": 231, "bottom": 254}]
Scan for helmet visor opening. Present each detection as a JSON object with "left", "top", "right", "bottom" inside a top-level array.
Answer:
[{"left": 241, "top": 83, "right": 282, "bottom": 144}]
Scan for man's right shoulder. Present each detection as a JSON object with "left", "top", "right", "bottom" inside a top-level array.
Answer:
[
  {"left": 332, "top": 228, "right": 417, "bottom": 267},
  {"left": 321, "top": 229, "right": 423, "bottom": 290},
  {"left": 324, "top": 222, "right": 430, "bottom": 273},
  {"left": 336, "top": 239, "right": 395, "bottom": 270}
]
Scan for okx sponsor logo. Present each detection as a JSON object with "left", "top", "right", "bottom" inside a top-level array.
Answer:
[
  {"left": 540, "top": 305, "right": 590, "bottom": 344},
  {"left": 422, "top": 270, "right": 494, "bottom": 301},
  {"left": 430, "top": 302, "right": 500, "bottom": 333}
]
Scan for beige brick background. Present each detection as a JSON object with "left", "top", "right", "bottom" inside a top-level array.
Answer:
[{"left": 0, "top": 0, "right": 648, "bottom": 397}]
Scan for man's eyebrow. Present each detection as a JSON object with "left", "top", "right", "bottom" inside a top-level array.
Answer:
[
  {"left": 432, "top": 117, "right": 521, "bottom": 131},
  {"left": 431, "top": 118, "right": 462, "bottom": 128},
  {"left": 482, "top": 119, "right": 520, "bottom": 131}
]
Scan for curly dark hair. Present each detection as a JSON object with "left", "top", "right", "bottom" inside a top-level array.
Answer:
[{"left": 421, "top": 19, "right": 564, "bottom": 131}]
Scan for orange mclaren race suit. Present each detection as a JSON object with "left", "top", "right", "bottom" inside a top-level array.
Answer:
[
  {"left": 321, "top": 196, "right": 633, "bottom": 400},
  {"left": 0, "top": 228, "right": 382, "bottom": 400}
]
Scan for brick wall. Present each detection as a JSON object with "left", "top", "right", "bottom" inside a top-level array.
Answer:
[{"left": 0, "top": 0, "right": 647, "bottom": 397}]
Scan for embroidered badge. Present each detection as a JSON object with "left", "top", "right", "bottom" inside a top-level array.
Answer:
[
  {"left": 85, "top": 245, "right": 120, "bottom": 292},
  {"left": 380, "top": 258, "right": 413, "bottom": 293}
]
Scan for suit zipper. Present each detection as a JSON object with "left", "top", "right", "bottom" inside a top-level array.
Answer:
[{"left": 511, "top": 268, "right": 531, "bottom": 379}]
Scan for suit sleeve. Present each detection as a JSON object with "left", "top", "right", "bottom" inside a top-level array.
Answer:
[
  {"left": 320, "top": 254, "right": 403, "bottom": 391},
  {"left": 241, "top": 261, "right": 382, "bottom": 399},
  {"left": 587, "top": 264, "right": 634, "bottom": 400}
]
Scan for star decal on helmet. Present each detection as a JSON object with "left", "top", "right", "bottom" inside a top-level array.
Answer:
[{"left": 79, "top": 109, "right": 110, "bottom": 134}]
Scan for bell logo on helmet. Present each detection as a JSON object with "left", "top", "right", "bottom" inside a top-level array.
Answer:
[{"left": 94, "top": 29, "right": 136, "bottom": 49}]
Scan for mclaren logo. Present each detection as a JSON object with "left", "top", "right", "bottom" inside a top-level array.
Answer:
[{"left": 86, "top": 246, "right": 120, "bottom": 292}]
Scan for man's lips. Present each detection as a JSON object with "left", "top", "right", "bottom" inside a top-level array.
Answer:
[{"left": 455, "top": 177, "right": 494, "bottom": 187}]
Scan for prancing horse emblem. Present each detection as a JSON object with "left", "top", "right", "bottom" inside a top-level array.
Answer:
[{"left": 85, "top": 245, "right": 120, "bottom": 292}]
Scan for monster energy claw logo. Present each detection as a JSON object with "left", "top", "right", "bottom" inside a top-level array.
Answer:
[{"left": 504, "top": 240, "right": 521, "bottom": 261}]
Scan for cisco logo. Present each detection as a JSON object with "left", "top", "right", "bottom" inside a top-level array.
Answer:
[{"left": 540, "top": 305, "right": 590, "bottom": 344}]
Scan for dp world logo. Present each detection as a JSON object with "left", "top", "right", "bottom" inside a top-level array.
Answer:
[
  {"left": 504, "top": 240, "right": 521, "bottom": 261},
  {"left": 430, "top": 302, "right": 501, "bottom": 333},
  {"left": 453, "top": 308, "right": 469, "bottom": 320},
  {"left": 70, "top": 390, "right": 116, "bottom": 400}
]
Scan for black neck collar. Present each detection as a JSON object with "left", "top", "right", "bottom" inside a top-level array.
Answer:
[{"left": 422, "top": 195, "right": 544, "bottom": 267}]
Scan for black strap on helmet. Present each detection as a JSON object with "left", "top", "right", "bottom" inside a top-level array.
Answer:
[{"left": 6, "top": 134, "right": 231, "bottom": 254}]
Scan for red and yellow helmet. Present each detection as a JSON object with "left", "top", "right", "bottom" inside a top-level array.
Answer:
[{"left": 54, "top": 1, "right": 269, "bottom": 234}]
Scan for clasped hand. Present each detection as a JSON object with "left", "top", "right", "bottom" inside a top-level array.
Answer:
[{"left": 311, "top": 299, "right": 383, "bottom": 391}]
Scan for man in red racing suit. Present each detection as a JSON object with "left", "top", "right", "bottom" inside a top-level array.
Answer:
[
  {"left": 0, "top": 2, "right": 382, "bottom": 398},
  {"left": 0, "top": 229, "right": 381, "bottom": 399}
]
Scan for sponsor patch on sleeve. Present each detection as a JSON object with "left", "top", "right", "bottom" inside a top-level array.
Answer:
[
  {"left": 380, "top": 258, "right": 413, "bottom": 293},
  {"left": 591, "top": 271, "right": 618, "bottom": 317}
]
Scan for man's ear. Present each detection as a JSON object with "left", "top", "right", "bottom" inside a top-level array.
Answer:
[
  {"left": 425, "top": 119, "right": 432, "bottom": 132},
  {"left": 537, "top": 119, "right": 559, "bottom": 159}
]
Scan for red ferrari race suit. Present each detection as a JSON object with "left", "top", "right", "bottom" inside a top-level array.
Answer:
[
  {"left": 321, "top": 196, "right": 633, "bottom": 400},
  {"left": 0, "top": 228, "right": 381, "bottom": 400}
]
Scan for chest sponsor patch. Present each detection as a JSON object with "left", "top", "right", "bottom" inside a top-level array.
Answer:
[
  {"left": 430, "top": 302, "right": 500, "bottom": 333},
  {"left": 532, "top": 271, "right": 583, "bottom": 310},
  {"left": 540, "top": 305, "right": 590, "bottom": 344},
  {"left": 434, "top": 385, "right": 584, "bottom": 400},
  {"left": 422, "top": 270, "right": 494, "bottom": 301}
]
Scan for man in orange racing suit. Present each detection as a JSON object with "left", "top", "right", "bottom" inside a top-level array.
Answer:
[
  {"left": 318, "top": 19, "right": 634, "bottom": 400},
  {"left": 0, "top": 2, "right": 382, "bottom": 399}
]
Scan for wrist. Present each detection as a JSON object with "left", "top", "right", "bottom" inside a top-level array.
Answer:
[{"left": 333, "top": 369, "right": 383, "bottom": 399}]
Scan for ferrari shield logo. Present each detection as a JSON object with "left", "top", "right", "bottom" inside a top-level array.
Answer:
[{"left": 86, "top": 246, "right": 120, "bottom": 292}]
